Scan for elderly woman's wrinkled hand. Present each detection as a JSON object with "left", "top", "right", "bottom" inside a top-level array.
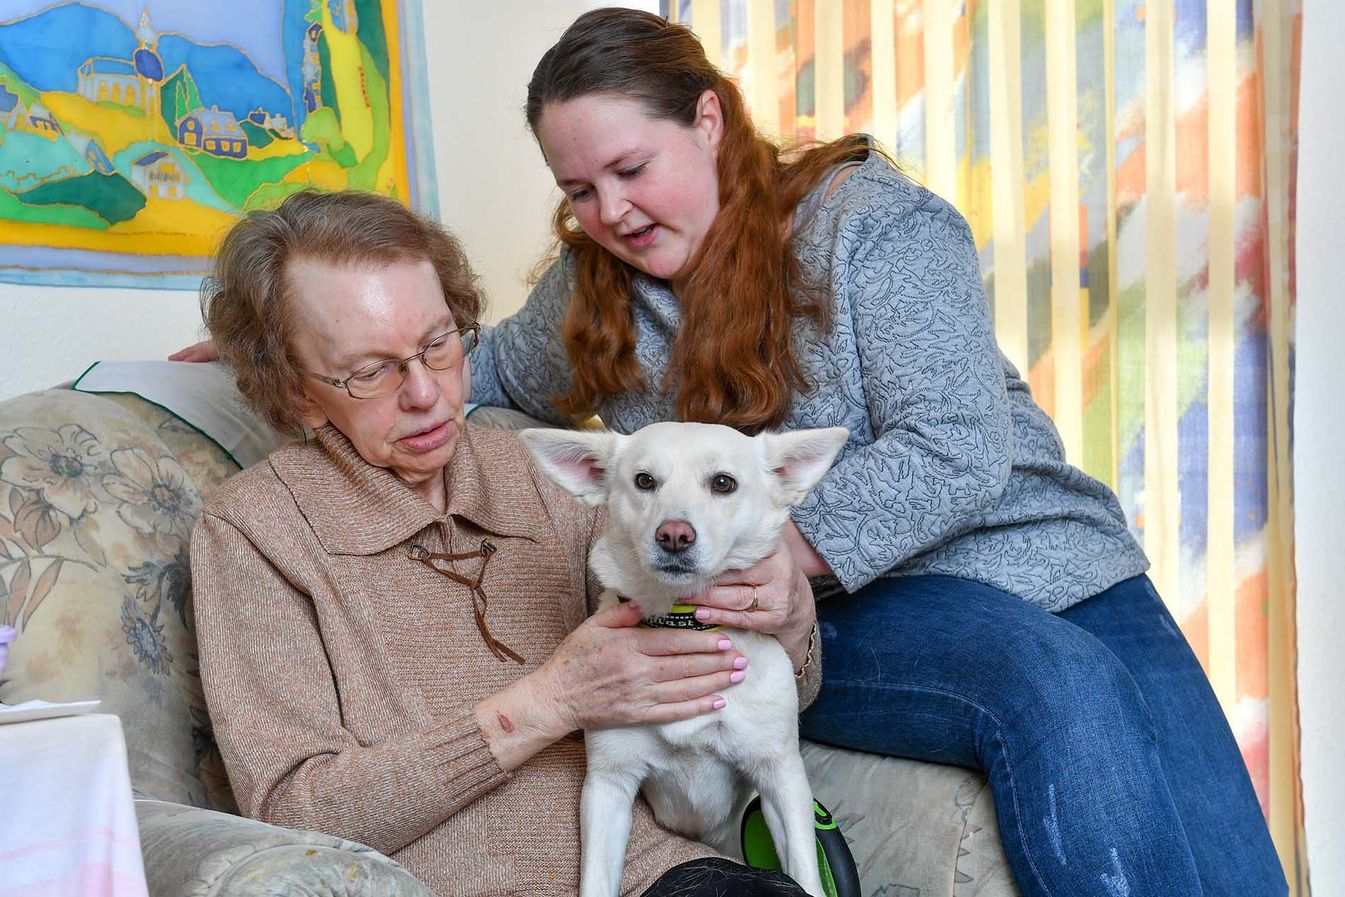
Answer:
[
  {"left": 536, "top": 601, "right": 747, "bottom": 731},
  {"left": 688, "top": 536, "right": 817, "bottom": 672}
]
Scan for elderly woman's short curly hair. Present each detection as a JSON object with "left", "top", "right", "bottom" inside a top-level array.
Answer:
[{"left": 201, "top": 190, "right": 485, "bottom": 437}]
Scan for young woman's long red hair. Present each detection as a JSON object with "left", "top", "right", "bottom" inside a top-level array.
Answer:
[{"left": 526, "top": 8, "right": 877, "bottom": 432}]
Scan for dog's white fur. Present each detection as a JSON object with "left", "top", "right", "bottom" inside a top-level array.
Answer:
[{"left": 521, "top": 421, "right": 848, "bottom": 897}]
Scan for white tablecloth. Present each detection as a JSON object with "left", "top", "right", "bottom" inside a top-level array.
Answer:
[{"left": 0, "top": 713, "right": 148, "bottom": 897}]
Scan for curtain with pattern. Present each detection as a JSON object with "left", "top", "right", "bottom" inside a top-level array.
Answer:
[{"left": 664, "top": 0, "right": 1307, "bottom": 890}]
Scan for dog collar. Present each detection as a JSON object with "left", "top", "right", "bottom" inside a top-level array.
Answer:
[{"left": 634, "top": 602, "right": 722, "bottom": 632}]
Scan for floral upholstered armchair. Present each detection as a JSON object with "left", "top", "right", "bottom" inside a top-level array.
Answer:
[
  {"left": 0, "top": 387, "right": 434, "bottom": 895},
  {"left": 0, "top": 379, "right": 1018, "bottom": 897}
]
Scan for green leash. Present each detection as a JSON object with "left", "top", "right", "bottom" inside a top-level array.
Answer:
[{"left": 740, "top": 796, "right": 861, "bottom": 897}]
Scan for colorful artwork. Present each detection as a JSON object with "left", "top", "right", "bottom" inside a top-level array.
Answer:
[{"left": 0, "top": 0, "right": 435, "bottom": 287}]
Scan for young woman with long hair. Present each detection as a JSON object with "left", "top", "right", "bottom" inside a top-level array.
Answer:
[{"left": 466, "top": 8, "right": 1287, "bottom": 897}]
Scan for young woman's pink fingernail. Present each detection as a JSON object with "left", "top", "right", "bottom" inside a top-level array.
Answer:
[
  {"left": 695, "top": 608, "right": 711, "bottom": 621},
  {"left": 733, "top": 656, "right": 748, "bottom": 670},
  {"left": 713, "top": 698, "right": 727, "bottom": 709},
  {"left": 730, "top": 670, "right": 746, "bottom": 683},
  {"left": 717, "top": 639, "right": 733, "bottom": 650}
]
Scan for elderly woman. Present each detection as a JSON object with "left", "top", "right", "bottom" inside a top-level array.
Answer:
[{"left": 189, "top": 190, "right": 823, "bottom": 897}]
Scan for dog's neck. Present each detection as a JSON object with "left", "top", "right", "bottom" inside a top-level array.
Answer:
[
  {"left": 588, "top": 529, "right": 778, "bottom": 619},
  {"left": 588, "top": 539, "right": 711, "bottom": 617}
]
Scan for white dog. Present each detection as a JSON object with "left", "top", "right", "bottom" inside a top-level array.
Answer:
[{"left": 521, "top": 421, "right": 848, "bottom": 897}]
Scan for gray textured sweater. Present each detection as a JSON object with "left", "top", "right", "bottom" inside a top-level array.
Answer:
[{"left": 471, "top": 149, "right": 1149, "bottom": 612}]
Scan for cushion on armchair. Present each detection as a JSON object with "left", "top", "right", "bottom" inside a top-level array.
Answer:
[
  {"left": 72, "top": 360, "right": 290, "bottom": 471},
  {"left": 802, "top": 741, "right": 1018, "bottom": 896}
]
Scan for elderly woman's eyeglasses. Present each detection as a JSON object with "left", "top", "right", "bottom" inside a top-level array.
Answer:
[{"left": 303, "top": 323, "right": 480, "bottom": 400}]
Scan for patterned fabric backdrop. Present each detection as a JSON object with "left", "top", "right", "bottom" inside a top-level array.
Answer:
[{"left": 666, "top": 0, "right": 1307, "bottom": 890}]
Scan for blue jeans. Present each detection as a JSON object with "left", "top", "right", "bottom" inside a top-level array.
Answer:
[{"left": 800, "top": 574, "right": 1286, "bottom": 897}]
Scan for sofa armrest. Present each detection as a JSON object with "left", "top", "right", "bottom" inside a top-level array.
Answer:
[{"left": 136, "top": 800, "right": 436, "bottom": 897}]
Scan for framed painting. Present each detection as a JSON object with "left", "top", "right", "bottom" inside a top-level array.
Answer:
[{"left": 0, "top": 0, "right": 436, "bottom": 288}]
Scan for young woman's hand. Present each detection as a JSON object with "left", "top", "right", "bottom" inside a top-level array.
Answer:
[
  {"left": 168, "top": 340, "right": 219, "bottom": 362},
  {"left": 691, "top": 530, "right": 818, "bottom": 672}
]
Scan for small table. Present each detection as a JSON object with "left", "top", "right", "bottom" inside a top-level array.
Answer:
[{"left": 0, "top": 713, "right": 148, "bottom": 897}]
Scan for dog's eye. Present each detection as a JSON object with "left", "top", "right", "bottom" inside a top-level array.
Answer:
[
  {"left": 634, "top": 472, "right": 657, "bottom": 491},
  {"left": 710, "top": 474, "right": 737, "bottom": 495}
]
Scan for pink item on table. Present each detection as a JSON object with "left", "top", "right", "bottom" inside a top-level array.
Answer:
[{"left": 0, "top": 626, "right": 14, "bottom": 679}]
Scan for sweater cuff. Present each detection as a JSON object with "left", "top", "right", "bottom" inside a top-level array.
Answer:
[
  {"left": 421, "top": 710, "right": 512, "bottom": 812},
  {"left": 792, "top": 503, "right": 875, "bottom": 594},
  {"left": 794, "top": 622, "right": 823, "bottom": 711}
]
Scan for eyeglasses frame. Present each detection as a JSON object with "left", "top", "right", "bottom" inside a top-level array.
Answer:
[{"left": 302, "top": 322, "right": 480, "bottom": 400}]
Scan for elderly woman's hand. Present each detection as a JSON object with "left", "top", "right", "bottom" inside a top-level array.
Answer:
[
  {"left": 474, "top": 601, "right": 747, "bottom": 771},
  {"left": 688, "top": 522, "right": 818, "bottom": 672},
  {"left": 537, "top": 600, "right": 747, "bottom": 731}
]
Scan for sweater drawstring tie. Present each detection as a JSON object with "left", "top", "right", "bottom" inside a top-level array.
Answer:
[{"left": 409, "top": 539, "right": 525, "bottom": 665}]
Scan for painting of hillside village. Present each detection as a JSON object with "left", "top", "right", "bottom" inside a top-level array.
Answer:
[{"left": 0, "top": 0, "right": 434, "bottom": 287}]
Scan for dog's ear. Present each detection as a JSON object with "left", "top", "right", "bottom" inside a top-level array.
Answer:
[
  {"left": 518, "top": 429, "right": 623, "bottom": 507},
  {"left": 761, "top": 427, "right": 849, "bottom": 505}
]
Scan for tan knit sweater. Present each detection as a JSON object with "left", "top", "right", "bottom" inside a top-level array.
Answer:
[{"left": 192, "top": 423, "right": 820, "bottom": 896}]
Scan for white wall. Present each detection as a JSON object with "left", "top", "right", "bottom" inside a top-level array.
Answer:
[
  {"left": 1293, "top": 0, "right": 1345, "bottom": 889},
  {"left": 423, "top": 1, "right": 648, "bottom": 322},
  {"left": 0, "top": 1, "right": 651, "bottom": 400},
  {"left": 0, "top": 286, "right": 204, "bottom": 395}
]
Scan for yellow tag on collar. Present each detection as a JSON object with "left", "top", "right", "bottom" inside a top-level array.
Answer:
[{"left": 639, "top": 603, "right": 722, "bottom": 632}]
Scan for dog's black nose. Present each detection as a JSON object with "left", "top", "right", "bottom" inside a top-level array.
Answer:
[{"left": 655, "top": 520, "right": 697, "bottom": 554}]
